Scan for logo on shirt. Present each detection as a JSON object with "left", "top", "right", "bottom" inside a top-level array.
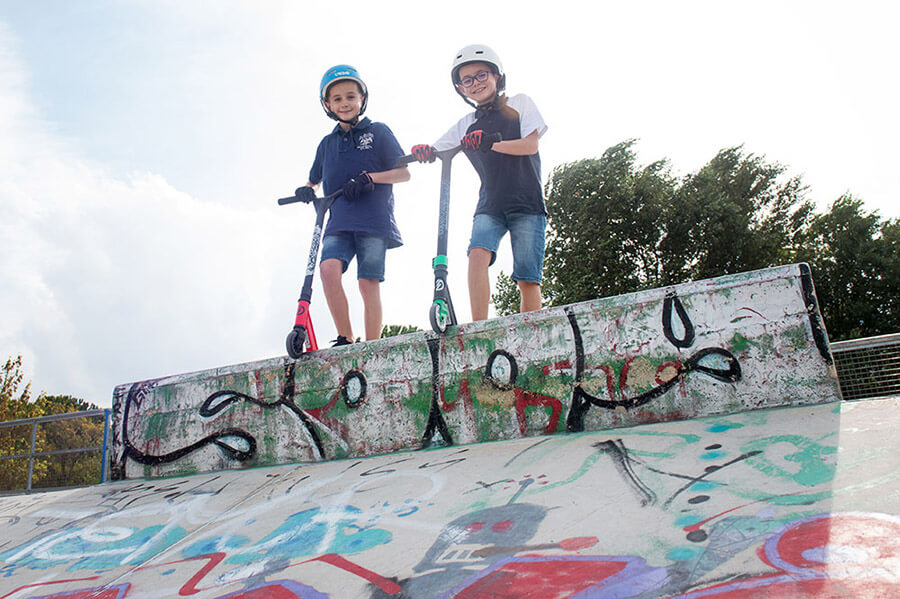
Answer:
[{"left": 357, "top": 132, "right": 374, "bottom": 150}]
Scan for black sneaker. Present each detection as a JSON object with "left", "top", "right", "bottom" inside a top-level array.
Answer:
[{"left": 331, "top": 335, "right": 353, "bottom": 347}]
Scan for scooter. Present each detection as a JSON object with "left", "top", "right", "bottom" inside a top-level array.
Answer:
[
  {"left": 277, "top": 188, "right": 343, "bottom": 358},
  {"left": 395, "top": 132, "right": 501, "bottom": 333}
]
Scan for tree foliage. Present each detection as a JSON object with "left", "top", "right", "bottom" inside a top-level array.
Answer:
[
  {"left": 1, "top": 356, "right": 103, "bottom": 492},
  {"left": 491, "top": 271, "right": 520, "bottom": 317},
  {"left": 796, "top": 195, "right": 900, "bottom": 340},
  {"left": 381, "top": 324, "right": 423, "bottom": 338},
  {"left": 541, "top": 140, "right": 898, "bottom": 340}
]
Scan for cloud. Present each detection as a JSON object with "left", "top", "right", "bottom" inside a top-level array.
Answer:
[{"left": 0, "top": 24, "right": 301, "bottom": 404}]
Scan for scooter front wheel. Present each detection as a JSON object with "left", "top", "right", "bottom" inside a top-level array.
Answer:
[
  {"left": 286, "top": 327, "right": 308, "bottom": 358},
  {"left": 429, "top": 301, "right": 449, "bottom": 334}
]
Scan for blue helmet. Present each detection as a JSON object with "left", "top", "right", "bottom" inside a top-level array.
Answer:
[{"left": 320, "top": 64, "right": 368, "bottom": 122}]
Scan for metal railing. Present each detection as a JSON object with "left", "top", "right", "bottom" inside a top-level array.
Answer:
[
  {"left": 0, "top": 409, "right": 110, "bottom": 493},
  {"left": 832, "top": 333, "right": 900, "bottom": 401}
]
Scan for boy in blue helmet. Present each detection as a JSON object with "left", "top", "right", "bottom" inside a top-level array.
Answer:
[
  {"left": 411, "top": 45, "right": 548, "bottom": 322},
  {"left": 298, "top": 65, "right": 410, "bottom": 345}
]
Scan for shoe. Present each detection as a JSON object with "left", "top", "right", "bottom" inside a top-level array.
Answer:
[{"left": 331, "top": 335, "right": 353, "bottom": 347}]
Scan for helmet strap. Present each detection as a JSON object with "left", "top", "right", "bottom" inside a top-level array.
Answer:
[{"left": 474, "top": 93, "right": 504, "bottom": 119}]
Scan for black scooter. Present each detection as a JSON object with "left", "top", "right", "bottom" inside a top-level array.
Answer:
[
  {"left": 395, "top": 133, "right": 501, "bottom": 333},
  {"left": 277, "top": 188, "right": 343, "bottom": 358}
]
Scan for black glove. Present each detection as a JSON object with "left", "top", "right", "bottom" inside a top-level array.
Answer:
[
  {"left": 342, "top": 172, "right": 374, "bottom": 201},
  {"left": 461, "top": 130, "right": 495, "bottom": 152},
  {"left": 294, "top": 186, "right": 317, "bottom": 203},
  {"left": 411, "top": 144, "right": 437, "bottom": 163}
]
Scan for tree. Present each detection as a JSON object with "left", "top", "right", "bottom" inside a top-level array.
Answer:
[
  {"left": 1, "top": 355, "right": 42, "bottom": 490},
  {"left": 33, "top": 395, "right": 104, "bottom": 489},
  {"left": 543, "top": 142, "right": 813, "bottom": 303},
  {"left": 796, "top": 195, "right": 900, "bottom": 340},
  {"left": 381, "top": 324, "right": 422, "bottom": 338},
  {"left": 661, "top": 146, "right": 813, "bottom": 283},
  {"left": 543, "top": 140, "right": 674, "bottom": 306},
  {"left": 2, "top": 356, "right": 104, "bottom": 491},
  {"left": 491, "top": 271, "right": 520, "bottom": 317},
  {"left": 540, "top": 140, "right": 897, "bottom": 341}
]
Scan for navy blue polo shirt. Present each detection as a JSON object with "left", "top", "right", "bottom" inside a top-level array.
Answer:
[
  {"left": 309, "top": 117, "right": 404, "bottom": 248},
  {"left": 435, "top": 94, "right": 548, "bottom": 217}
]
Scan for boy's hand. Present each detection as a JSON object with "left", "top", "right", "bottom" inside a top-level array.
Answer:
[
  {"left": 294, "top": 186, "right": 317, "bottom": 204},
  {"left": 411, "top": 144, "right": 436, "bottom": 163},
  {"left": 342, "top": 172, "right": 374, "bottom": 201},
  {"left": 461, "top": 130, "right": 495, "bottom": 152}
]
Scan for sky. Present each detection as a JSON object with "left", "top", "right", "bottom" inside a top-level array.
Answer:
[{"left": 1, "top": 0, "right": 897, "bottom": 408}]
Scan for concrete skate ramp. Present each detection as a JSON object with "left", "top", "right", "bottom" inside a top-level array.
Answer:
[
  {"left": 2, "top": 396, "right": 898, "bottom": 598},
  {"left": 110, "top": 264, "right": 839, "bottom": 480}
]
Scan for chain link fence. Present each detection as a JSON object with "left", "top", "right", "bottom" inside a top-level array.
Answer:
[
  {"left": 0, "top": 409, "right": 110, "bottom": 494},
  {"left": 832, "top": 333, "right": 900, "bottom": 400}
]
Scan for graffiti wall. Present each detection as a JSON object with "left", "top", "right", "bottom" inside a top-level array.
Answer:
[
  {"left": 2, "top": 396, "right": 898, "bottom": 598},
  {"left": 110, "top": 264, "right": 840, "bottom": 480}
]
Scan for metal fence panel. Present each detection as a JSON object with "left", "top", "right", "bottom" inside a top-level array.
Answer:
[
  {"left": 0, "top": 409, "right": 110, "bottom": 493},
  {"left": 832, "top": 334, "right": 900, "bottom": 400}
]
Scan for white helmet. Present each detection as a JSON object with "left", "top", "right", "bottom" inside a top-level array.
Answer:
[{"left": 450, "top": 44, "right": 506, "bottom": 103}]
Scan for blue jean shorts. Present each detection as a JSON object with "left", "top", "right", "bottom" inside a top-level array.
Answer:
[
  {"left": 468, "top": 212, "right": 546, "bottom": 284},
  {"left": 320, "top": 232, "right": 388, "bottom": 281}
]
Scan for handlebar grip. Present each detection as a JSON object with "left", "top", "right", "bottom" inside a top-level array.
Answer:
[
  {"left": 394, "top": 154, "right": 418, "bottom": 168},
  {"left": 278, "top": 196, "right": 302, "bottom": 205}
]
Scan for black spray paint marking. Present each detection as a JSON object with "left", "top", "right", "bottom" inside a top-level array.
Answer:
[
  {"left": 594, "top": 439, "right": 657, "bottom": 507},
  {"left": 422, "top": 337, "right": 454, "bottom": 449},
  {"left": 565, "top": 306, "right": 742, "bottom": 432}
]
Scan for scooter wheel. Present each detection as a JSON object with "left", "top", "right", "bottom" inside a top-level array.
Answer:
[
  {"left": 286, "top": 328, "right": 307, "bottom": 358},
  {"left": 429, "top": 302, "right": 448, "bottom": 334}
]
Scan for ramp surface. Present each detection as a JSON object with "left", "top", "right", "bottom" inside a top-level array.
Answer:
[{"left": 3, "top": 397, "right": 898, "bottom": 598}]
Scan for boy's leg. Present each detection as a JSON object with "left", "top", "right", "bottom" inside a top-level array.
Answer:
[
  {"left": 467, "top": 214, "right": 505, "bottom": 322},
  {"left": 321, "top": 258, "right": 354, "bottom": 340},
  {"left": 358, "top": 279, "right": 382, "bottom": 340},
  {"left": 355, "top": 234, "right": 388, "bottom": 340},
  {"left": 320, "top": 234, "right": 354, "bottom": 341},
  {"left": 508, "top": 212, "right": 546, "bottom": 314},
  {"left": 468, "top": 248, "right": 493, "bottom": 321},
  {"left": 517, "top": 281, "right": 542, "bottom": 312}
]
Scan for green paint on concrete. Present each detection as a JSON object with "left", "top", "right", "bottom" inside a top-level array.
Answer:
[{"left": 741, "top": 435, "right": 838, "bottom": 487}]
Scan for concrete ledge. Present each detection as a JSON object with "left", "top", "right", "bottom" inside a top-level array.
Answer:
[{"left": 111, "top": 264, "right": 840, "bottom": 479}]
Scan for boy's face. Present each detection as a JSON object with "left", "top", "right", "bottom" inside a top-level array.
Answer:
[
  {"left": 456, "top": 62, "right": 499, "bottom": 106},
  {"left": 325, "top": 80, "right": 363, "bottom": 122}
]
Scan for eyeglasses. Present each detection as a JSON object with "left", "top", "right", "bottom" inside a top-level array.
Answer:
[{"left": 459, "top": 70, "right": 492, "bottom": 88}]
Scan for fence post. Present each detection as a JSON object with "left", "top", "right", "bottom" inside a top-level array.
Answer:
[
  {"left": 27, "top": 420, "right": 38, "bottom": 492},
  {"left": 101, "top": 409, "right": 111, "bottom": 483}
]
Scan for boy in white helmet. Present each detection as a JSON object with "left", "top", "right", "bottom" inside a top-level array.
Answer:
[
  {"left": 411, "top": 45, "right": 548, "bottom": 321},
  {"left": 297, "top": 65, "right": 410, "bottom": 345}
]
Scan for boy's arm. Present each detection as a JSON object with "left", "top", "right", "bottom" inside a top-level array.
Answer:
[
  {"left": 490, "top": 130, "right": 539, "bottom": 156},
  {"left": 368, "top": 166, "right": 410, "bottom": 185}
]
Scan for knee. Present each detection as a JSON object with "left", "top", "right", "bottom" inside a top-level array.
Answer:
[
  {"left": 320, "top": 259, "right": 343, "bottom": 284},
  {"left": 469, "top": 247, "right": 493, "bottom": 268}
]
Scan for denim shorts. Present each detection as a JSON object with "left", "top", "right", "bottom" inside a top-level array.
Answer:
[
  {"left": 468, "top": 212, "right": 546, "bottom": 284},
  {"left": 320, "top": 232, "right": 388, "bottom": 281}
]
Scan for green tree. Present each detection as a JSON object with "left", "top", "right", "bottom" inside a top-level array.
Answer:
[
  {"left": 1, "top": 355, "right": 41, "bottom": 490},
  {"left": 381, "top": 324, "right": 422, "bottom": 338},
  {"left": 796, "top": 195, "right": 900, "bottom": 340},
  {"left": 543, "top": 142, "right": 813, "bottom": 304},
  {"left": 32, "top": 395, "right": 104, "bottom": 489},
  {"left": 491, "top": 271, "right": 520, "bottom": 317},
  {"left": 543, "top": 140, "right": 674, "bottom": 306},
  {"left": 662, "top": 146, "right": 813, "bottom": 283},
  {"left": 2, "top": 357, "right": 104, "bottom": 491}
]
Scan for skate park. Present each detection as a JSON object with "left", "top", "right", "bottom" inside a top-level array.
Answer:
[{"left": 2, "top": 263, "right": 898, "bottom": 598}]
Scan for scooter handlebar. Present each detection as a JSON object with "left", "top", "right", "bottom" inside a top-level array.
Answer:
[
  {"left": 394, "top": 132, "right": 502, "bottom": 168},
  {"left": 277, "top": 188, "right": 344, "bottom": 206}
]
